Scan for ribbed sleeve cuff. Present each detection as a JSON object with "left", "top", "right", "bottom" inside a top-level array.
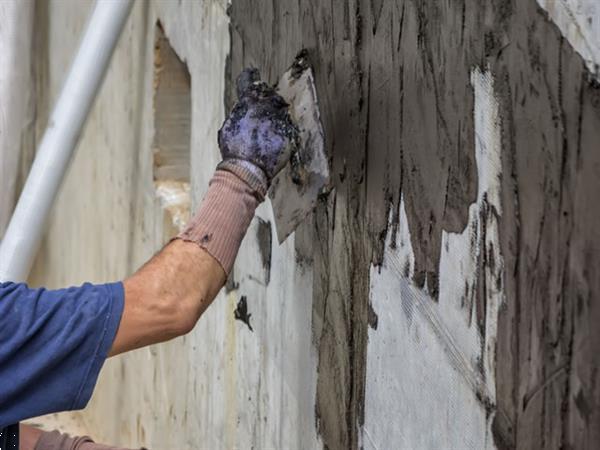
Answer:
[
  {"left": 175, "top": 169, "right": 261, "bottom": 274},
  {"left": 216, "top": 159, "right": 268, "bottom": 200}
]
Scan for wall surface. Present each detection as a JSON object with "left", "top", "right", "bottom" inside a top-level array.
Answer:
[
  {"left": 0, "top": 0, "right": 33, "bottom": 236},
  {"left": 10, "top": 0, "right": 600, "bottom": 449},
  {"left": 227, "top": 0, "right": 600, "bottom": 449},
  {"left": 24, "top": 1, "right": 320, "bottom": 449},
  {"left": 537, "top": 0, "right": 600, "bottom": 78}
]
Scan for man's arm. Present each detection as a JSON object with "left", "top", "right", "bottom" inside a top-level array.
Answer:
[
  {"left": 110, "top": 239, "right": 225, "bottom": 356},
  {"left": 108, "top": 162, "right": 266, "bottom": 356},
  {"left": 109, "top": 67, "right": 296, "bottom": 356},
  {"left": 17, "top": 244, "right": 224, "bottom": 445}
]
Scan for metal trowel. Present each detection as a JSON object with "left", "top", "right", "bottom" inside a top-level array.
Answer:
[{"left": 269, "top": 52, "right": 329, "bottom": 243}]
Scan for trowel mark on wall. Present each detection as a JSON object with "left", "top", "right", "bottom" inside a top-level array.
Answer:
[
  {"left": 228, "top": 0, "right": 600, "bottom": 447},
  {"left": 470, "top": 67, "right": 504, "bottom": 398},
  {"left": 255, "top": 218, "right": 272, "bottom": 285},
  {"left": 438, "top": 66, "right": 504, "bottom": 397},
  {"left": 362, "top": 66, "right": 504, "bottom": 450}
]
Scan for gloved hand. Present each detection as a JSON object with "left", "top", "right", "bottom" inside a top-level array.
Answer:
[{"left": 217, "top": 68, "right": 299, "bottom": 197}]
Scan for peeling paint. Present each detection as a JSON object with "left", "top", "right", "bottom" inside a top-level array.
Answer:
[{"left": 537, "top": 0, "right": 600, "bottom": 77}]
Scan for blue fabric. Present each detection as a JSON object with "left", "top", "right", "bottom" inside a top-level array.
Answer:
[
  {"left": 0, "top": 282, "right": 124, "bottom": 428},
  {"left": 0, "top": 423, "right": 18, "bottom": 449}
]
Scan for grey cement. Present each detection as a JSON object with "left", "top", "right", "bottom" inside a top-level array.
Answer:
[
  {"left": 6, "top": 0, "right": 599, "bottom": 447},
  {"left": 228, "top": 0, "right": 600, "bottom": 449}
]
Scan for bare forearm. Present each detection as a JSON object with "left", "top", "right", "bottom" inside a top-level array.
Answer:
[
  {"left": 109, "top": 240, "right": 225, "bottom": 356},
  {"left": 109, "top": 168, "right": 260, "bottom": 356}
]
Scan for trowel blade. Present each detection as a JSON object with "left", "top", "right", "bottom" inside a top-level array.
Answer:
[{"left": 269, "top": 58, "right": 328, "bottom": 244}]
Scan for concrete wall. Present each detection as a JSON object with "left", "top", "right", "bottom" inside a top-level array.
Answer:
[
  {"left": 24, "top": 1, "right": 319, "bottom": 448},
  {"left": 0, "top": 0, "right": 33, "bottom": 236},
  {"left": 7, "top": 0, "right": 599, "bottom": 449},
  {"left": 537, "top": 0, "right": 600, "bottom": 78},
  {"left": 227, "top": 0, "right": 600, "bottom": 448}
]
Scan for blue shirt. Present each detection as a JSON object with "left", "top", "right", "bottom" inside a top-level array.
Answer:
[{"left": 0, "top": 281, "right": 124, "bottom": 429}]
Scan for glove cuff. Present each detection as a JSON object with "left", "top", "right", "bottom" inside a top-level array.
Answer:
[
  {"left": 175, "top": 169, "right": 261, "bottom": 275},
  {"left": 216, "top": 159, "right": 268, "bottom": 200}
]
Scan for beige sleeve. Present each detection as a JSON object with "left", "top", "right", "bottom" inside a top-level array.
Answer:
[
  {"left": 176, "top": 168, "right": 263, "bottom": 274},
  {"left": 34, "top": 430, "right": 146, "bottom": 450}
]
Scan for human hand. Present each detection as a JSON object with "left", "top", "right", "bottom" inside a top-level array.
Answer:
[{"left": 217, "top": 68, "right": 299, "bottom": 189}]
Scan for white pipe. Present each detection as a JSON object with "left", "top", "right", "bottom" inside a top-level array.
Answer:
[{"left": 0, "top": 0, "right": 133, "bottom": 282}]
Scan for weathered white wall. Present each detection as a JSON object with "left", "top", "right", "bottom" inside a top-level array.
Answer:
[
  {"left": 25, "top": 1, "right": 321, "bottom": 448},
  {"left": 538, "top": 0, "right": 600, "bottom": 77},
  {"left": 0, "top": 0, "right": 33, "bottom": 237}
]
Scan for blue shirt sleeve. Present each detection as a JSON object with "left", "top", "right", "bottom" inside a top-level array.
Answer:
[{"left": 0, "top": 281, "right": 124, "bottom": 427}]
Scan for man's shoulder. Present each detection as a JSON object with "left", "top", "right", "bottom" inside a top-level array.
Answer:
[
  {"left": 0, "top": 281, "right": 47, "bottom": 299},
  {"left": 0, "top": 281, "right": 27, "bottom": 296}
]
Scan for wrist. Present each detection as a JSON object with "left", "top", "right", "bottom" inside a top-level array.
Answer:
[
  {"left": 217, "top": 158, "right": 268, "bottom": 200},
  {"left": 176, "top": 168, "right": 261, "bottom": 274}
]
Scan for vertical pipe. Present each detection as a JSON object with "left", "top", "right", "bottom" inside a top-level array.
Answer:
[{"left": 0, "top": 0, "right": 134, "bottom": 282}]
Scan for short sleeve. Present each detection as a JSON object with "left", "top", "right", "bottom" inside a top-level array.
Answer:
[{"left": 0, "top": 282, "right": 124, "bottom": 427}]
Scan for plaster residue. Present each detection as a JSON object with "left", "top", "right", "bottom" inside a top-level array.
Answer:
[
  {"left": 155, "top": 180, "right": 190, "bottom": 233},
  {"left": 363, "top": 67, "right": 503, "bottom": 450},
  {"left": 232, "top": 202, "right": 322, "bottom": 450},
  {"left": 439, "top": 67, "right": 504, "bottom": 399},
  {"left": 537, "top": 0, "right": 600, "bottom": 77}
]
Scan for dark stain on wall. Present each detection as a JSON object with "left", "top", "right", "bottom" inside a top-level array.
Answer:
[
  {"left": 234, "top": 295, "right": 254, "bottom": 332},
  {"left": 227, "top": 0, "right": 600, "bottom": 448},
  {"left": 256, "top": 217, "right": 272, "bottom": 285}
]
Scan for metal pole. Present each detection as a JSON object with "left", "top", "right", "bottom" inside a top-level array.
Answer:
[{"left": 0, "top": 0, "right": 133, "bottom": 282}]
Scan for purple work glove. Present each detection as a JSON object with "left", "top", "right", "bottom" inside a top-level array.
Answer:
[{"left": 217, "top": 68, "right": 299, "bottom": 197}]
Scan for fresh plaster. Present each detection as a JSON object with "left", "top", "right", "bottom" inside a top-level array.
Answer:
[{"left": 363, "top": 67, "right": 504, "bottom": 450}]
